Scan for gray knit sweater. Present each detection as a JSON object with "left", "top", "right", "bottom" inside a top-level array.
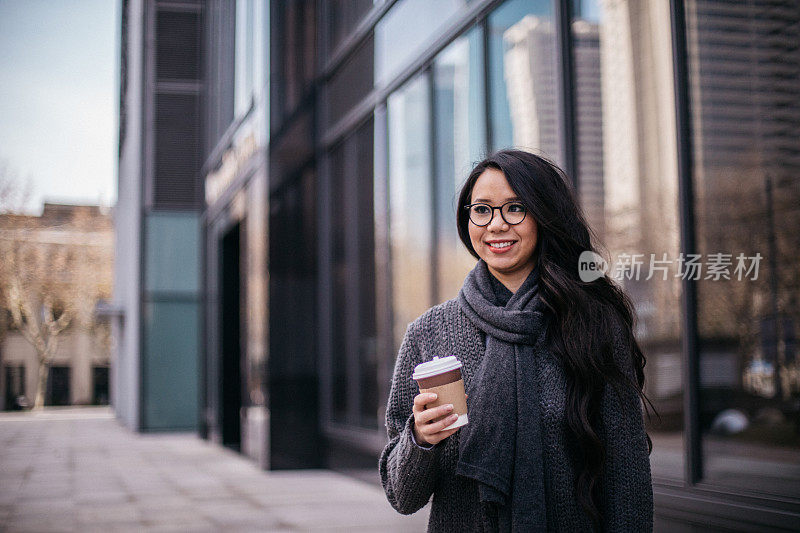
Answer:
[{"left": 379, "top": 297, "right": 653, "bottom": 532}]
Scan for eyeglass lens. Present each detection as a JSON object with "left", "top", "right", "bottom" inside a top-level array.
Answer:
[{"left": 468, "top": 202, "right": 526, "bottom": 226}]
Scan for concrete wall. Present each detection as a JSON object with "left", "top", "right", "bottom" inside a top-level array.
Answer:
[{"left": 113, "top": 0, "right": 144, "bottom": 431}]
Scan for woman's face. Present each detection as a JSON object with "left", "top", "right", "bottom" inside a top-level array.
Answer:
[{"left": 468, "top": 167, "right": 538, "bottom": 280}]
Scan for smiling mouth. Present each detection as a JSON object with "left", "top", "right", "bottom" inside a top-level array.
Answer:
[{"left": 487, "top": 241, "right": 516, "bottom": 249}]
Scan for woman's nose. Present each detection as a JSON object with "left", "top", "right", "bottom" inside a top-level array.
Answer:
[{"left": 487, "top": 211, "right": 509, "bottom": 231}]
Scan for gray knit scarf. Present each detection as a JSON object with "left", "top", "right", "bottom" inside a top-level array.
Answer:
[{"left": 456, "top": 259, "right": 549, "bottom": 532}]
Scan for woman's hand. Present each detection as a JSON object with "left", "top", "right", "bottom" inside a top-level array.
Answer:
[{"left": 412, "top": 392, "right": 462, "bottom": 446}]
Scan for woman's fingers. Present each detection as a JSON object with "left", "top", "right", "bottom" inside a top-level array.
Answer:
[
  {"left": 417, "top": 415, "right": 461, "bottom": 445},
  {"left": 412, "top": 392, "right": 437, "bottom": 413},
  {"left": 425, "top": 412, "right": 460, "bottom": 434},
  {"left": 417, "top": 403, "right": 454, "bottom": 425},
  {"left": 412, "top": 392, "right": 462, "bottom": 445}
]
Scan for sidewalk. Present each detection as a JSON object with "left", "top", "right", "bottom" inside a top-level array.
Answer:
[{"left": 0, "top": 407, "right": 429, "bottom": 532}]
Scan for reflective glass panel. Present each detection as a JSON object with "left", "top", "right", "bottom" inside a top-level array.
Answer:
[
  {"left": 686, "top": 0, "right": 800, "bottom": 496},
  {"left": 330, "top": 141, "right": 348, "bottom": 423},
  {"left": 143, "top": 301, "right": 199, "bottom": 430},
  {"left": 328, "top": 0, "right": 373, "bottom": 54},
  {"left": 375, "top": 0, "right": 472, "bottom": 86},
  {"left": 573, "top": 0, "right": 684, "bottom": 481},
  {"left": 488, "top": 0, "right": 560, "bottom": 164},
  {"left": 235, "top": 0, "right": 254, "bottom": 116},
  {"left": 145, "top": 214, "right": 200, "bottom": 295},
  {"left": 433, "top": 27, "right": 484, "bottom": 302},
  {"left": 387, "top": 74, "right": 433, "bottom": 352},
  {"left": 356, "top": 118, "right": 379, "bottom": 427}
]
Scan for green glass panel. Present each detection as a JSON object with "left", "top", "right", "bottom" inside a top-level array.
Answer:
[
  {"left": 145, "top": 213, "right": 200, "bottom": 294},
  {"left": 143, "top": 301, "right": 199, "bottom": 430}
]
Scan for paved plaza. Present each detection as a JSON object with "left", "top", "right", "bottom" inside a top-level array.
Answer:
[{"left": 0, "top": 407, "right": 429, "bottom": 532}]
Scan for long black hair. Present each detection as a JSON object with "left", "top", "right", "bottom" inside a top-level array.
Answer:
[{"left": 457, "top": 149, "right": 653, "bottom": 526}]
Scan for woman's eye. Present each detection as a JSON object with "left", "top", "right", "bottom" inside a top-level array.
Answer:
[
  {"left": 473, "top": 205, "right": 490, "bottom": 214},
  {"left": 508, "top": 203, "right": 525, "bottom": 212}
]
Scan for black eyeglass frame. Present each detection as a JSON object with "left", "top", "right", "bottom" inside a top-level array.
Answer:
[{"left": 463, "top": 201, "right": 528, "bottom": 227}]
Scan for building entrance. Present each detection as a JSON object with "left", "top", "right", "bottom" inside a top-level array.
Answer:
[{"left": 219, "top": 223, "right": 242, "bottom": 452}]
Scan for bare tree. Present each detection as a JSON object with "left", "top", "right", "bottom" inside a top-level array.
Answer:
[
  {"left": 0, "top": 158, "right": 33, "bottom": 214},
  {"left": 0, "top": 160, "right": 111, "bottom": 409}
]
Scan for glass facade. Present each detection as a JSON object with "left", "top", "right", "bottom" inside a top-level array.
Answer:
[
  {"left": 191, "top": 0, "right": 800, "bottom": 525},
  {"left": 488, "top": 0, "right": 559, "bottom": 162},
  {"left": 270, "top": 0, "right": 315, "bottom": 130},
  {"left": 144, "top": 215, "right": 201, "bottom": 294},
  {"left": 143, "top": 301, "right": 199, "bottom": 429},
  {"left": 433, "top": 27, "right": 486, "bottom": 301},
  {"left": 571, "top": 0, "right": 684, "bottom": 482},
  {"left": 143, "top": 213, "right": 201, "bottom": 430},
  {"left": 375, "top": 0, "right": 472, "bottom": 87},
  {"left": 387, "top": 74, "right": 434, "bottom": 353},
  {"left": 327, "top": 116, "right": 378, "bottom": 429},
  {"left": 686, "top": 0, "right": 800, "bottom": 496},
  {"left": 327, "top": 0, "right": 372, "bottom": 56}
]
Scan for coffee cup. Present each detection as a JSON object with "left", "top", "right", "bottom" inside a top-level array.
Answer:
[{"left": 412, "top": 356, "right": 468, "bottom": 430}]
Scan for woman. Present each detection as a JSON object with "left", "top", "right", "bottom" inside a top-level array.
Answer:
[{"left": 379, "top": 149, "right": 653, "bottom": 532}]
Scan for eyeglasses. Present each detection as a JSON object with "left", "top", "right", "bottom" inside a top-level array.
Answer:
[{"left": 463, "top": 201, "right": 528, "bottom": 226}]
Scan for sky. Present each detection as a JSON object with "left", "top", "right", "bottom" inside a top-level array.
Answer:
[{"left": 0, "top": 0, "right": 118, "bottom": 213}]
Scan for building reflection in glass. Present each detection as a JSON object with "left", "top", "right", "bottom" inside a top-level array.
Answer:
[
  {"left": 687, "top": 0, "right": 800, "bottom": 496},
  {"left": 387, "top": 75, "right": 434, "bottom": 355},
  {"left": 572, "top": 0, "right": 684, "bottom": 480},
  {"left": 433, "top": 27, "right": 486, "bottom": 302}
]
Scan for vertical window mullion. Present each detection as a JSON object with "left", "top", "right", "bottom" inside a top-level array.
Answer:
[
  {"left": 669, "top": 0, "right": 702, "bottom": 486},
  {"left": 373, "top": 103, "right": 393, "bottom": 424},
  {"left": 555, "top": 0, "right": 577, "bottom": 189},
  {"left": 427, "top": 67, "right": 439, "bottom": 305},
  {"left": 344, "top": 135, "right": 362, "bottom": 426},
  {"left": 482, "top": 17, "right": 492, "bottom": 152},
  {"left": 318, "top": 153, "right": 333, "bottom": 427}
]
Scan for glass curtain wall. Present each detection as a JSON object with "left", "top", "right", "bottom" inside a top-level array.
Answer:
[
  {"left": 433, "top": 27, "right": 486, "bottom": 302},
  {"left": 488, "top": 0, "right": 560, "bottom": 165},
  {"left": 571, "top": 0, "right": 684, "bottom": 480},
  {"left": 375, "top": 0, "right": 473, "bottom": 87},
  {"left": 387, "top": 74, "right": 433, "bottom": 354},
  {"left": 329, "top": 118, "right": 378, "bottom": 429},
  {"left": 686, "top": 0, "right": 800, "bottom": 496},
  {"left": 143, "top": 214, "right": 201, "bottom": 430}
]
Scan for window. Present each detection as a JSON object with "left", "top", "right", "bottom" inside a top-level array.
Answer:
[
  {"left": 4, "top": 365, "right": 26, "bottom": 410},
  {"left": 328, "top": 117, "right": 378, "bottom": 428},
  {"left": 45, "top": 366, "right": 71, "bottom": 406},
  {"left": 92, "top": 366, "right": 110, "bottom": 405},
  {"left": 145, "top": 214, "right": 201, "bottom": 294},
  {"left": 375, "top": 0, "right": 472, "bottom": 87},
  {"left": 433, "top": 27, "right": 486, "bottom": 301},
  {"left": 273, "top": 1, "right": 315, "bottom": 121},
  {"left": 328, "top": 0, "right": 373, "bottom": 55},
  {"left": 488, "top": 0, "right": 560, "bottom": 164},
  {"left": 234, "top": 0, "right": 255, "bottom": 116},
  {"left": 327, "top": 34, "right": 375, "bottom": 129},
  {"left": 572, "top": 0, "right": 684, "bottom": 481},
  {"left": 686, "top": 0, "right": 800, "bottom": 496},
  {"left": 387, "top": 74, "right": 433, "bottom": 353}
]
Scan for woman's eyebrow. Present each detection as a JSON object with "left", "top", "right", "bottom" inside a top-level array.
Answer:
[{"left": 472, "top": 197, "right": 520, "bottom": 203}]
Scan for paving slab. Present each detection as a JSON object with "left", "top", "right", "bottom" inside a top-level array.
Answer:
[{"left": 0, "top": 407, "right": 429, "bottom": 532}]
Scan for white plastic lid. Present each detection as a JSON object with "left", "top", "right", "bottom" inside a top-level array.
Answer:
[{"left": 412, "top": 356, "right": 462, "bottom": 381}]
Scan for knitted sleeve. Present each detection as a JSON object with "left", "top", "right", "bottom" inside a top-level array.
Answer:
[
  {"left": 599, "top": 319, "right": 654, "bottom": 532},
  {"left": 379, "top": 320, "right": 442, "bottom": 515}
]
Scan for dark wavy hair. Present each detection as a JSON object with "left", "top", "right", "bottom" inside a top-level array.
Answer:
[{"left": 457, "top": 149, "right": 653, "bottom": 527}]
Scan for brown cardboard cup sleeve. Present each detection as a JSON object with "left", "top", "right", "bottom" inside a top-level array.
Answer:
[{"left": 413, "top": 356, "right": 469, "bottom": 431}]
